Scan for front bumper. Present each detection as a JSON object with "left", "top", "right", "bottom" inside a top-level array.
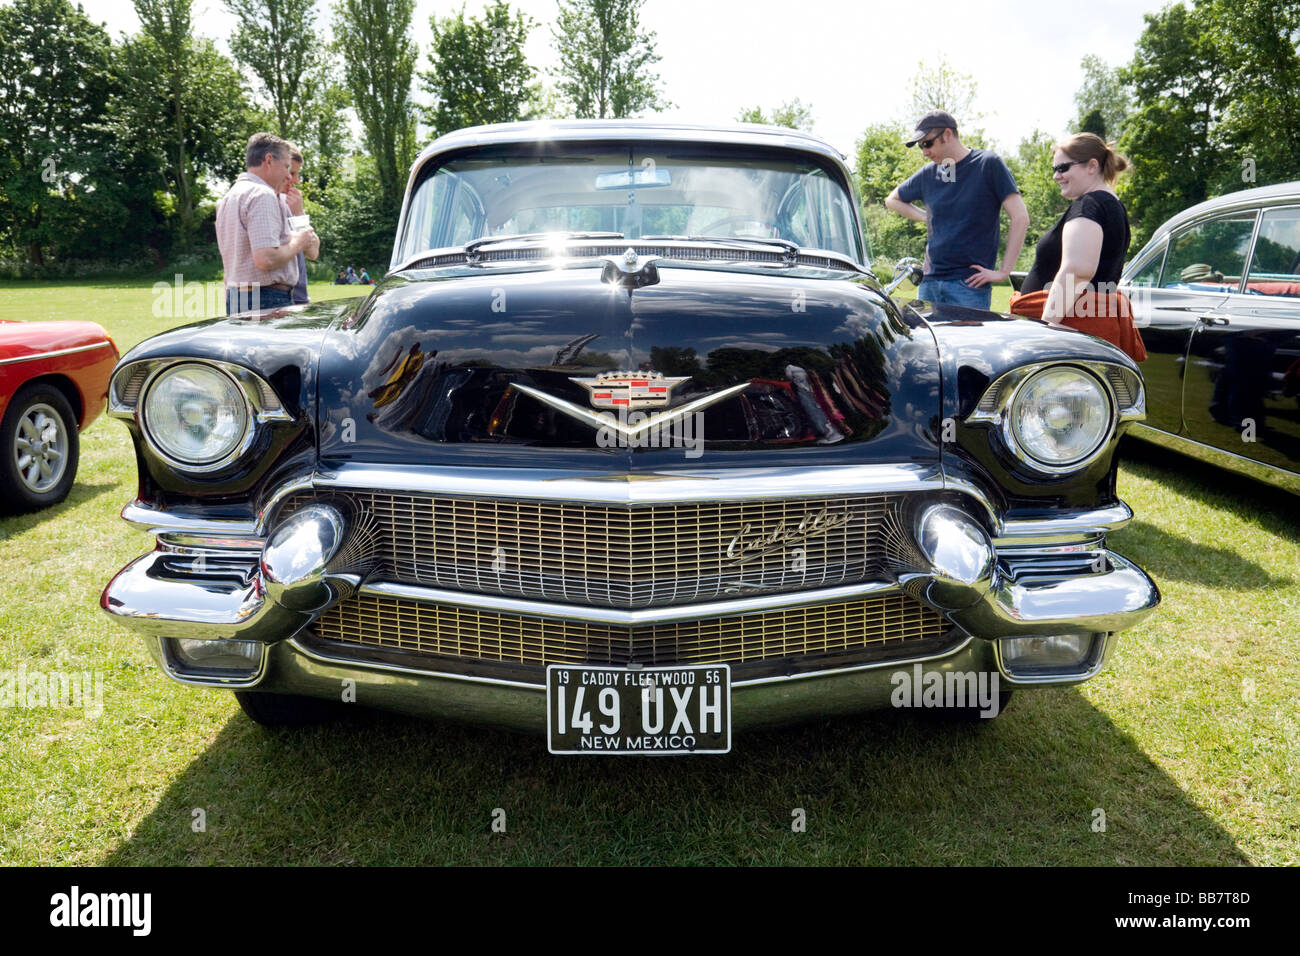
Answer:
[{"left": 101, "top": 464, "right": 1160, "bottom": 728}]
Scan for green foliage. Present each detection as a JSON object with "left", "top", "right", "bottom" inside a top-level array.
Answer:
[
  {"left": 1079, "top": 108, "right": 1107, "bottom": 138},
  {"left": 552, "top": 0, "right": 669, "bottom": 119},
  {"left": 736, "top": 98, "right": 815, "bottom": 132},
  {"left": 421, "top": 1, "right": 538, "bottom": 138},
  {"left": 296, "top": 56, "right": 353, "bottom": 196},
  {"left": 852, "top": 122, "right": 925, "bottom": 265},
  {"left": 1072, "top": 54, "right": 1130, "bottom": 140},
  {"left": 1117, "top": 2, "right": 1230, "bottom": 249},
  {"left": 332, "top": 0, "right": 418, "bottom": 216},
  {"left": 1005, "top": 130, "right": 1069, "bottom": 270},
  {"left": 907, "top": 56, "right": 983, "bottom": 135},
  {"left": 314, "top": 156, "right": 395, "bottom": 272},
  {"left": 0, "top": 0, "right": 116, "bottom": 265},
  {"left": 1200, "top": 0, "right": 1300, "bottom": 195},
  {"left": 227, "top": 0, "right": 322, "bottom": 137}
]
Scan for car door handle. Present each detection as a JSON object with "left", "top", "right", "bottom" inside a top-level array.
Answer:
[{"left": 1198, "top": 314, "right": 1230, "bottom": 326}]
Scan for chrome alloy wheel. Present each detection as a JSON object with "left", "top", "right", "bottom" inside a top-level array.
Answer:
[{"left": 13, "top": 402, "right": 69, "bottom": 493}]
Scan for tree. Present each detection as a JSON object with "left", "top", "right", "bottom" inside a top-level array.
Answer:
[
  {"left": 907, "top": 56, "right": 983, "bottom": 131},
  {"left": 111, "top": 29, "right": 258, "bottom": 244},
  {"left": 1117, "top": 2, "right": 1230, "bottom": 247},
  {"left": 736, "top": 98, "right": 815, "bottom": 132},
  {"left": 420, "top": 1, "right": 537, "bottom": 138},
  {"left": 853, "top": 122, "right": 926, "bottom": 267},
  {"left": 1079, "top": 108, "right": 1107, "bottom": 138},
  {"left": 132, "top": 0, "right": 201, "bottom": 235},
  {"left": 332, "top": 0, "right": 417, "bottom": 215},
  {"left": 1071, "top": 54, "right": 1131, "bottom": 141},
  {"left": 0, "top": 0, "right": 116, "bottom": 265},
  {"left": 1005, "top": 130, "right": 1068, "bottom": 270},
  {"left": 297, "top": 56, "right": 352, "bottom": 195},
  {"left": 1200, "top": 0, "right": 1300, "bottom": 193},
  {"left": 552, "top": 0, "right": 669, "bottom": 118},
  {"left": 227, "top": 0, "right": 322, "bottom": 137}
]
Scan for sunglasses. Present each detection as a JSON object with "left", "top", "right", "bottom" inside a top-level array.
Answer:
[
  {"left": 916, "top": 130, "right": 946, "bottom": 149},
  {"left": 1052, "top": 160, "right": 1085, "bottom": 175}
]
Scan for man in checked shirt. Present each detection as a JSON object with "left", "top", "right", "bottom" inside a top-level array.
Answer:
[{"left": 216, "top": 132, "right": 319, "bottom": 315}]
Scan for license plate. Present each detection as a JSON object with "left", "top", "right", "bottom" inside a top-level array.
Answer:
[{"left": 546, "top": 664, "right": 731, "bottom": 755}]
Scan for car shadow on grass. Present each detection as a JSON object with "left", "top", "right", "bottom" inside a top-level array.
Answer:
[
  {"left": 102, "top": 685, "right": 1248, "bottom": 866},
  {"left": 0, "top": 479, "right": 118, "bottom": 535}
]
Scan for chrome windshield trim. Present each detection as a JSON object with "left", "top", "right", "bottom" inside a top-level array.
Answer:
[
  {"left": 312, "top": 461, "right": 949, "bottom": 505},
  {"left": 1128, "top": 423, "right": 1300, "bottom": 494},
  {"left": 392, "top": 239, "right": 866, "bottom": 276},
  {"left": 361, "top": 579, "right": 902, "bottom": 626},
  {"left": 0, "top": 340, "right": 115, "bottom": 366}
]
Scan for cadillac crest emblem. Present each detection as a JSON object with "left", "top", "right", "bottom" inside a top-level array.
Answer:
[{"left": 570, "top": 370, "right": 690, "bottom": 410}]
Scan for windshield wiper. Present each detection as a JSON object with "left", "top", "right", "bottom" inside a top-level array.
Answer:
[{"left": 462, "top": 231, "right": 625, "bottom": 262}]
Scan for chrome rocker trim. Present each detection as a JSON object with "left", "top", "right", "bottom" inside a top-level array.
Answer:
[{"left": 1128, "top": 422, "right": 1300, "bottom": 495}]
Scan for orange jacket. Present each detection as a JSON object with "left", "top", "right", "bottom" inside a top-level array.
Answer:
[{"left": 1009, "top": 289, "right": 1148, "bottom": 363}]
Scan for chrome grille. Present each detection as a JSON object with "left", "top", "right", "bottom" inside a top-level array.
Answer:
[
  {"left": 281, "top": 492, "right": 899, "bottom": 608},
  {"left": 313, "top": 591, "right": 948, "bottom": 671}
]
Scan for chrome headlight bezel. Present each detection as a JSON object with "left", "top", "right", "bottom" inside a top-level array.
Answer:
[
  {"left": 968, "top": 362, "right": 1137, "bottom": 476},
  {"left": 109, "top": 358, "right": 292, "bottom": 474}
]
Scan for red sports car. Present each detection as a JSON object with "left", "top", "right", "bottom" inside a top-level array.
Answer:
[{"left": 0, "top": 320, "right": 118, "bottom": 513}]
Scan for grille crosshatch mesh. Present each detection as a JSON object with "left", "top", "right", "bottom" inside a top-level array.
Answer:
[
  {"left": 312, "top": 591, "right": 948, "bottom": 669},
  {"left": 281, "top": 491, "right": 899, "bottom": 608}
]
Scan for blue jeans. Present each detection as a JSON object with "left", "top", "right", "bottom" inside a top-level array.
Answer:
[
  {"left": 226, "top": 286, "right": 294, "bottom": 315},
  {"left": 916, "top": 277, "right": 991, "bottom": 311}
]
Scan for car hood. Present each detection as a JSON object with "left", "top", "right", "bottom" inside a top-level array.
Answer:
[{"left": 317, "top": 263, "right": 943, "bottom": 470}]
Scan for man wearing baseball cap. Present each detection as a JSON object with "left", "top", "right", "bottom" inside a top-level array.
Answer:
[{"left": 885, "top": 110, "right": 1029, "bottom": 310}]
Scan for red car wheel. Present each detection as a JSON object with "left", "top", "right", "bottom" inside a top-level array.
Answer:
[{"left": 0, "top": 382, "right": 79, "bottom": 513}]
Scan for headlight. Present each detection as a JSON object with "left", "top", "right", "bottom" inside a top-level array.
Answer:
[
  {"left": 143, "top": 363, "right": 250, "bottom": 466},
  {"left": 1006, "top": 366, "right": 1112, "bottom": 469}
]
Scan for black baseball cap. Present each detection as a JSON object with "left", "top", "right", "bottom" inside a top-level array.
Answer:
[{"left": 904, "top": 110, "right": 958, "bottom": 146}]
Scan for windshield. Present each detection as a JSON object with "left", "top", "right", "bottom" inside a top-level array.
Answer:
[{"left": 395, "top": 142, "right": 864, "bottom": 265}]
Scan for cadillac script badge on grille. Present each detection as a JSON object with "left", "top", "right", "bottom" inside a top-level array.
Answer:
[{"left": 570, "top": 370, "right": 690, "bottom": 410}]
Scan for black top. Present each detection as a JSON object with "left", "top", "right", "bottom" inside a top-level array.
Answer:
[{"left": 1021, "top": 190, "right": 1131, "bottom": 294}]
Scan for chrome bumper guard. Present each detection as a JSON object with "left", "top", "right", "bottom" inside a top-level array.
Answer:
[{"left": 102, "top": 471, "right": 1161, "bottom": 694}]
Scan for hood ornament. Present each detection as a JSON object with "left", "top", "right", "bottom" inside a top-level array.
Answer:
[
  {"left": 601, "top": 247, "right": 661, "bottom": 288},
  {"left": 570, "top": 370, "right": 689, "bottom": 410}
]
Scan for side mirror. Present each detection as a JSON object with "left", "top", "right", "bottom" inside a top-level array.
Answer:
[{"left": 884, "top": 257, "right": 923, "bottom": 295}]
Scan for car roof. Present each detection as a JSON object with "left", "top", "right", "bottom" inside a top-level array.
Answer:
[
  {"left": 1149, "top": 180, "right": 1300, "bottom": 241},
  {"left": 413, "top": 119, "right": 848, "bottom": 165}
]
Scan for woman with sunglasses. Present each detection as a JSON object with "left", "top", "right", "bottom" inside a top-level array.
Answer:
[{"left": 1010, "top": 133, "right": 1146, "bottom": 361}]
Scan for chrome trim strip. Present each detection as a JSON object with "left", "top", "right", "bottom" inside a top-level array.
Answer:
[
  {"left": 361, "top": 578, "right": 902, "bottom": 625},
  {"left": 0, "top": 341, "right": 114, "bottom": 366},
  {"left": 995, "top": 501, "right": 1133, "bottom": 545},
  {"left": 313, "top": 461, "right": 952, "bottom": 505},
  {"left": 285, "top": 632, "right": 978, "bottom": 690},
  {"left": 287, "top": 636, "right": 548, "bottom": 690},
  {"left": 1128, "top": 423, "right": 1300, "bottom": 494}
]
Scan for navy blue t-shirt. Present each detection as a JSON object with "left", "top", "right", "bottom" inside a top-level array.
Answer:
[{"left": 896, "top": 149, "right": 1019, "bottom": 281}]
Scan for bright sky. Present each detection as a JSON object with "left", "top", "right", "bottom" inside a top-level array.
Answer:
[{"left": 71, "top": 0, "right": 1163, "bottom": 160}]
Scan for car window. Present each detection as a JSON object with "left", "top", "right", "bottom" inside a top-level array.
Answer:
[
  {"left": 1245, "top": 206, "right": 1300, "bottom": 297},
  {"left": 1162, "top": 212, "right": 1257, "bottom": 293},
  {"left": 1126, "top": 243, "right": 1166, "bottom": 288},
  {"left": 396, "top": 143, "right": 864, "bottom": 263}
]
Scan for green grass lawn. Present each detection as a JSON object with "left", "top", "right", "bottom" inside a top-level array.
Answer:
[{"left": 0, "top": 279, "right": 1296, "bottom": 865}]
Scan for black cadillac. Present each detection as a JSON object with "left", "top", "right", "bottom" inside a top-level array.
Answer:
[{"left": 101, "top": 121, "right": 1160, "bottom": 753}]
